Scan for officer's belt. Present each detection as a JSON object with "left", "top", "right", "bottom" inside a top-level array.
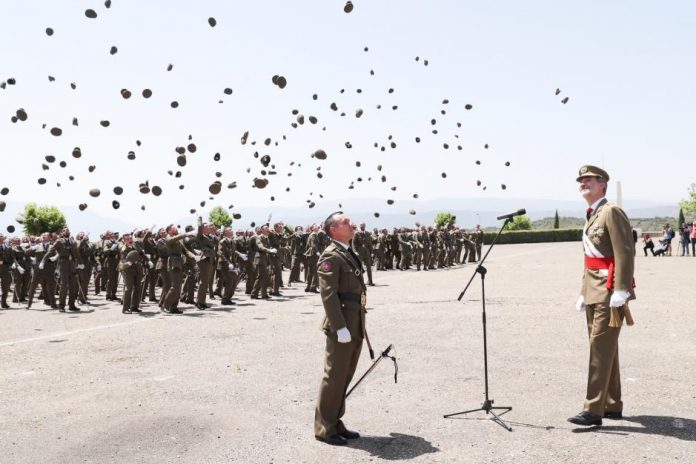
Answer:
[{"left": 337, "top": 292, "right": 361, "bottom": 303}]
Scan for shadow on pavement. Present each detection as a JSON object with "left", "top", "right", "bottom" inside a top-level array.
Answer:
[
  {"left": 572, "top": 415, "right": 696, "bottom": 440},
  {"left": 348, "top": 432, "right": 439, "bottom": 460}
]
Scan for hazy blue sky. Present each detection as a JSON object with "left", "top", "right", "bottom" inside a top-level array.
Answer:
[{"left": 1, "top": 1, "right": 695, "bottom": 225}]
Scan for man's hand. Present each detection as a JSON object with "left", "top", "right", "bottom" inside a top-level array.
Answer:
[
  {"left": 575, "top": 295, "right": 585, "bottom": 312},
  {"left": 610, "top": 290, "right": 630, "bottom": 308},
  {"left": 336, "top": 327, "right": 352, "bottom": 344},
  {"left": 38, "top": 263, "right": 44, "bottom": 270},
  {"left": 77, "top": 264, "right": 85, "bottom": 270}
]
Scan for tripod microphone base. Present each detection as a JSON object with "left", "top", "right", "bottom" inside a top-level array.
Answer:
[{"left": 444, "top": 400, "right": 513, "bottom": 431}]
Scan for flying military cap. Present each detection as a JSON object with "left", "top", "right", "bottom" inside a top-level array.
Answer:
[{"left": 576, "top": 165, "right": 610, "bottom": 182}]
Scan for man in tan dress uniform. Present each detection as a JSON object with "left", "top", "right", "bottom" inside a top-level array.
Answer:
[
  {"left": 568, "top": 165, "right": 635, "bottom": 427},
  {"left": 314, "top": 212, "right": 366, "bottom": 446}
]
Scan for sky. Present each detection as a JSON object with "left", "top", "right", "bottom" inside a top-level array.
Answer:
[{"left": 1, "top": 0, "right": 695, "bottom": 228}]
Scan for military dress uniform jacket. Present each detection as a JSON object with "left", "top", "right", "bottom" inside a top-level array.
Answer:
[
  {"left": 41, "top": 238, "right": 79, "bottom": 268},
  {"left": 581, "top": 199, "right": 636, "bottom": 305},
  {"left": 317, "top": 242, "right": 366, "bottom": 339},
  {"left": 252, "top": 235, "right": 274, "bottom": 266},
  {"left": 216, "top": 237, "right": 236, "bottom": 269}
]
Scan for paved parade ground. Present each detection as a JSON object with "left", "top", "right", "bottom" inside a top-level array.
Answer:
[{"left": 1, "top": 241, "right": 694, "bottom": 463}]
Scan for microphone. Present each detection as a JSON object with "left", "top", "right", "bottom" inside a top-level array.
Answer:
[{"left": 496, "top": 208, "right": 526, "bottom": 221}]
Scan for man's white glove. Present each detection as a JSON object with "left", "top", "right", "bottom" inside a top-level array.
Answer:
[
  {"left": 77, "top": 264, "right": 85, "bottom": 270},
  {"left": 575, "top": 295, "right": 585, "bottom": 312},
  {"left": 148, "top": 261, "right": 154, "bottom": 269},
  {"left": 49, "top": 254, "right": 59, "bottom": 262},
  {"left": 17, "top": 265, "right": 25, "bottom": 275},
  {"left": 38, "top": 263, "right": 44, "bottom": 270},
  {"left": 336, "top": 327, "right": 352, "bottom": 344},
  {"left": 610, "top": 290, "right": 630, "bottom": 308},
  {"left": 11, "top": 263, "right": 16, "bottom": 270},
  {"left": 228, "top": 264, "right": 235, "bottom": 271},
  {"left": 96, "top": 264, "right": 102, "bottom": 272},
  {"left": 269, "top": 248, "right": 278, "bottom": 254},
  {"left": 110, "top": 243, "right": 118, "bottom": 251},
  {"left": 30, "top": 257, "right": 36, "bottom": 264}
]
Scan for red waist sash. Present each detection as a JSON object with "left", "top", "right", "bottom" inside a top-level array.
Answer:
[{"left": 584, "top": 256, "right": 635, "bottom": 289}]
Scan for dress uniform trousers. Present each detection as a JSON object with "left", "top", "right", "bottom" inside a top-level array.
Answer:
[
  {"left": 245, "top": 260, "right": 256, "bottom": 294},
  {"left": 314, "top": 330, "right": 363, "bottom": 438},
  {"left": 121, "top": 267, "right": 143, "bottom": 311},
  {"left": 305, "top": 256, "right": 319, "bottom": 290},
  {"left": 289, "top": 254, "right": 305, "bottom": 283},
  {"left": 163, "top": 268, "right": 183, "bottom": 310},
  {"left": 251, "top": 259, "right": 269, "bottom": 298},
  {"left": 0, "top": 266, "right": 12, "bottom": 306},
  {"left": 197, "top": 259, "right": 214, "bottom": 304},
  {"left": 57, "top": 260, "right": 78, "bottom": 308},
  {"left": 584, "top": 303, "right": 623, "bottom": 416}
]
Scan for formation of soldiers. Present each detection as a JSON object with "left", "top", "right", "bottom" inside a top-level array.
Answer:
[{"left": 0, "top": 220, "right": 484, "bottom": 314}]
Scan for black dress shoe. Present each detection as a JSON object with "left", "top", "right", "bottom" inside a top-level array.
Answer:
[
  {"left": 603, "top": 411, "right": 623, "bottom": 419},
  {"left": 567, "top": 411, "right": 602, "bottom": 426},
  {"left": 338, "top": 429, "right": 360, "bottom": 440},
  {"left": 130, "top": 308, "right": 142, "bottom": 313},
  {"left": 315, "top": 434, "right": 348, "bottom": 446},
  {"left": 122, "top": 308, "right": 132, "bottom": 314},
  {"left": 170, "top": 308, "right": 183, "bottom": 314},
  {"left": 68, "top": 305, "right": 80, "bottom": 312},
  {"left": 220, "top": 300, "right": 235, "bottom": 305},
  {"left": 250, "top": 295, "right": 260, "bottom": 299},
  {"left": 195, "top": 303, "right": 207, "bottom": 310},
  {"left": 262, "top": 295, "right": 272, "bottom": 299}
]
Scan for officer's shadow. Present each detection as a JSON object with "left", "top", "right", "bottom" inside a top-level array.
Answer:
[
  {"left": 348, "top": 432, "right": 439, "bottom": 460},
  {"left": 572, "top": 415, "right": 696, "bottom": 441}
]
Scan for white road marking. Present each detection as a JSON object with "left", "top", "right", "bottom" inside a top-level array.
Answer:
[{"left": 0, "top": 317, "right": 157, "bottom": 348}]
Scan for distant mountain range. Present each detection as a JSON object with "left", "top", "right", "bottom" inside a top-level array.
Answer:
[{"left": 0, "top": 197, "right": 679, "bottom": 235}]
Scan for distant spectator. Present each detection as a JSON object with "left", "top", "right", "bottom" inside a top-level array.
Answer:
[
  {"left": 679, "top": 223, "right": 691, "bottom": 256},
  {"left": 691, "top": 221, "right": 696, "bottom": 256},
  {"left": 664, "top": 223, "right": 675, "bottom": 256},
  {"left": 632, "top": 228, "right": 638, "bottom": 256},
  {"left": 642, "top": 234, "right": 655, "bottom": 256},
  {"left": 653, "top": 238, "right": 668, "bottom": 257}
]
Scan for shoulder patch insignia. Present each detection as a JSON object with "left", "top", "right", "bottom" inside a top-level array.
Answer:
[{"left": 321, "top": 260, "right": 332, "bottom": 272}]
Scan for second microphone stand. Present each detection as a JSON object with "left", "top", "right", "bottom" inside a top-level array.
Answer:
[{"left": 443, "top": 217, "right": 513, "bottom": 431}]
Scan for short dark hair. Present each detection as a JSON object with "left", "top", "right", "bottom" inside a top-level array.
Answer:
[{"left": 323, "top": 211, "right": 343, "bottom": 237}]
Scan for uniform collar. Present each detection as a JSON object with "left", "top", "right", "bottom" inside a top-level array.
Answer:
[{"left": 588, "top": 197, "right": 606, "bottom": 212}]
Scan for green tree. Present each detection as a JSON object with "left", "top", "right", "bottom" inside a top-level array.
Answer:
[
  {"left": 678, "top": 208, "right": 685, "bottom": 227},
  {"left": 208, "top": 206, "right": 233, "bottom": 228},
  {"left": 679, "top": 183, "right": 696, "bottom": 217},
  {"left": 434, "top": 211, "right": 456, "bottom": 228},
  {"left": 22, "top": 203, "right": 67, "bottom": 236},
  {"left": 553, "top": 209, "right": 560, "bottom": 229},
  {"left": 504, "top": 214, "right": 532, "bottom": 231}
]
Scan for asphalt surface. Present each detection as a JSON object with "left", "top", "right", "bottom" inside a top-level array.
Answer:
[{"left": 1, "top": 242, "right": 694, "bottom": 463}]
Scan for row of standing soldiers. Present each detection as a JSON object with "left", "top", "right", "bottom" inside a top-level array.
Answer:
[{"left": 0, "top": 222, "right": 484, "bottom": 314}]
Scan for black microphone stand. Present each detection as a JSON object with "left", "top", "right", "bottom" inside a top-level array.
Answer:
[{"left": 444, "top": 217, "right": 513, "bottom": 431}]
